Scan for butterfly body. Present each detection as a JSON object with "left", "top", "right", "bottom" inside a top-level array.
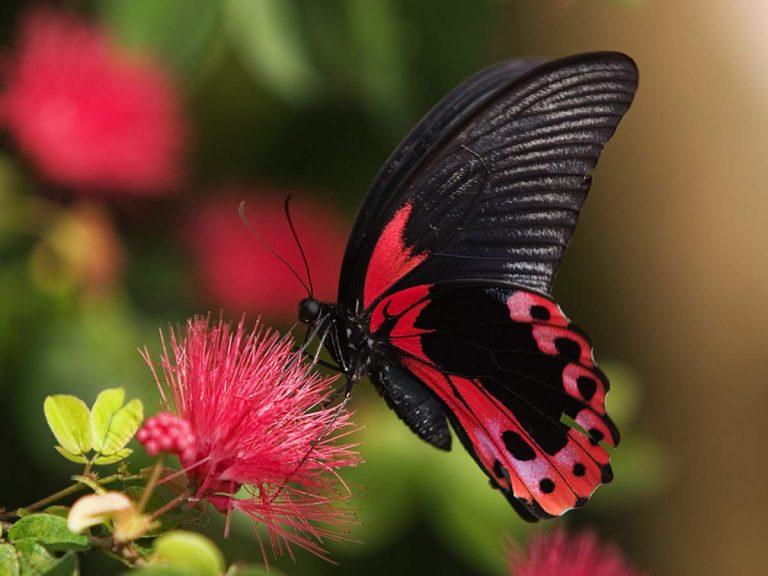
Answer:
[{"left": 299, "top": 52, "right": 637, "bottom": 520}]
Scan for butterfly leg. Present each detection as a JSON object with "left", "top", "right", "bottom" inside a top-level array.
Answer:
[
  {"left": 320, "top": 376, "right": 356, "bottom": 409},
  {"left": 295, "top": 314, "right": 347, "bottom": 372}
]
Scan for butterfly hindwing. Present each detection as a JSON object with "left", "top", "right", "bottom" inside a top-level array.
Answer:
[{"left": 369, "top": 282, "right": 616, "bottom": 519}]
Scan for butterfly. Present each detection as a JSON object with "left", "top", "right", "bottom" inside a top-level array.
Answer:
[{"left": 298, "top": 52, "right": 637, "bottom": 521}]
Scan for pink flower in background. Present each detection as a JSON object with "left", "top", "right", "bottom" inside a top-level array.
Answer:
[
  {"left": 141, "top": 316, "right": 360, "bottom": 558},
  {"left": 0, "top": 9, "right": 186, "bottom": 195},
  {"left": 509, "top": 529, "right": 646, "bottom": 576},
  {"left": 183, "top": 190, "right": 348, "bottom": 322}
]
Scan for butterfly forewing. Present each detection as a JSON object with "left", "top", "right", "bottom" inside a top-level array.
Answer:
[
  {"left": 339, "top": 52, "right": 637, "bottom": 309},
  {"left": 339, "top": 58, "right": 543, "bottom": 296}
]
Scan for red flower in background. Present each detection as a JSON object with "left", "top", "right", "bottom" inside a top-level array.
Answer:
[
  {"left": 183, "top": 190, "right": 348, "bottom": 322},
  {"left": 0, "top": 9, "right": 186, "bottom": 196},
  {"left": 141, "top": 316, "right": 360, "bottom": 558},
  {"left": 509, "top": 529, "right": 646, "bottom": 576}
]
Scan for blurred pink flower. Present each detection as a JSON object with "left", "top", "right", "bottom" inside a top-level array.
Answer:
[
  {"left": 509, "top": 529, "right": 646, "bottom": 576},
  {"left": 183, "top": 190, "right": 348, "bottom": 322},
  {"left": 0, "top": 9, "right": 186, "bottom": 196},
  {"left": 142, "top": 316, "right": 360, "bottom": 558}
]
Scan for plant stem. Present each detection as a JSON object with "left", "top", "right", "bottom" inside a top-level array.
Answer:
[
  {"left": 89, "top": 536, "right": 147, "bottom": 568},
  {"left": 137, "top": 455, "right": 165, "bottom": 513},
  {"left": 0, "top": 472, "right": 144, "bottom": 520},
  {"left": 147, "top": 489, "right": 191, "bottom": 522},
  {"left": 15, "top": 483, "right": 86, "bottom": 515}
]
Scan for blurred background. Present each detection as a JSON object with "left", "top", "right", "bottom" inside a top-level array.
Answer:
[{"left": 0, "top": 1, "right": 763, "bottom": 574}]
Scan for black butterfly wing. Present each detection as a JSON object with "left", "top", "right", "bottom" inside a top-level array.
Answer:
[
  {"left": 338, "top": 52, "right": 637, "bottom": 310},
  {"left": 337, "top": 52, "right": 637, "bottom": 519},
  {"left": 367, "top": 282, "right": 616, "bottom": 519},
  {"left": 339, "top": 57, "right": 542, "bottom": 301}
]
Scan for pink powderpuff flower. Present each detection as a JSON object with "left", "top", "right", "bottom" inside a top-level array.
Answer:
[
  {"left": 509, "top": 529, "right": 646, "bottom": 576},
  {"left": 182, "top": 189, "right": 348, "bottom": 323},
  {"left": 141, "top": 316, "right": 360, "bottom": 559},
  {"left": 136, "top": 412, "right": 196, "bottom": 460},
  {"left": 0, "top": 9, "right": 186, "bottom": 196}
]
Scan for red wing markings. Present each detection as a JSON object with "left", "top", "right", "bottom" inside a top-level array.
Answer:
[
  {"left": 369, "top": 284, "right": 616, "bottom": 516},
  {"left": 530, "top": 325, "right": 595, "bottom": 367},
  {"left": 369, "top": 284, "right": 432, "bottom": 334},
  {"left": 363, "top": 202, "right": 428, "bottom": 309},
  {"left": 562, "top": 362, "right": 606, "bottom": 415},
  {"left": 505, "top": 290, "right": 617, "bottom": 446},
  {"left": 506, "top": 290, "right": 569, "bottom": 327},
  {"left": 372, "top": 284, "right": 615, "bottom": 445},
  {"left": 401, "top": 357, "right": 609, "bottom": 517}
]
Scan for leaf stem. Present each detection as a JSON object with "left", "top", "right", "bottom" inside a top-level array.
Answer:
[
  {"left": 0, "top": 472, "right": 144, "bottom": 520},
  {"left": 137, "top": 455, "right": 165, "bottom": 513},
  {"left": 8, "top": 483, "right": 86, "bottom": 517},
  {"left": 147, "top": 489, "right": 191, "bottom": 522}
]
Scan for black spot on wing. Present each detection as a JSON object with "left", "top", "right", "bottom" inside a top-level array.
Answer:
[
  {"left": 539, "top": 478, "right": 555, "bottom": 494},
  {"left": 502, "top": 431, "right": 536, "bottom": 461},
  {"left": 492, "top": 459, "right": 506, "bottom": 480},
  {"left": 576, "top": 376, "right": 597, "bottom": 401},
  {"left": 555, "top": 337, "right": 581, "bottom": 361},
  {"left": 601, "top": 463, "right": 614, "bottom": 484},
  {"left": 530, "top": 305, "right": 551, "bottom": 320}
]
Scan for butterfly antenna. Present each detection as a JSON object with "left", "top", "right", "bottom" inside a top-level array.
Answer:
[
  {"left": 238, "top": 201, "right": 311, "bottom": 296},
  {"left": 284, "top": 194, "right": 314, "bottom": 297}
]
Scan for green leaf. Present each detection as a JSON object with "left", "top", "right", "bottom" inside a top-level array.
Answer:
[
  {"left": 92, "top": 448, "right": 133, "bottom": 466},
  {"left": 8, "top": 514, "right": 91, "bottom": 552},
  {"left": 151, "top": 531, "right": 224, "bottom": 576},
  {"left": 96, "top": 398, "right": 143, "bottom": 458},
  {"left": 227, "top": 0, "right": 320, "bottom": 102},
  {"left": 52, "top": 447, "right": 88, "bottom": 465},
  {"left": 44, "top": 396, "right": 92, "bottom": 456},
  {"left": 41, "top": 507, "right": 69, "bottom": 520},
  {"left": 12, "top": 539, "right": 57, "bottom": 575},
  {"left": 90, "top": 388, "right": 125, "bottom": 452},
  {"left": 38, "top": 553, "right": 77, "bottom": 576},
  {"left": 0, "top": 543, "right": 19, "bottom": 576}
]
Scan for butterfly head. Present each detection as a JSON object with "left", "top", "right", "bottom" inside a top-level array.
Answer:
[{"left": 298, "top": 297, "right": 322, "bottom": 325}]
